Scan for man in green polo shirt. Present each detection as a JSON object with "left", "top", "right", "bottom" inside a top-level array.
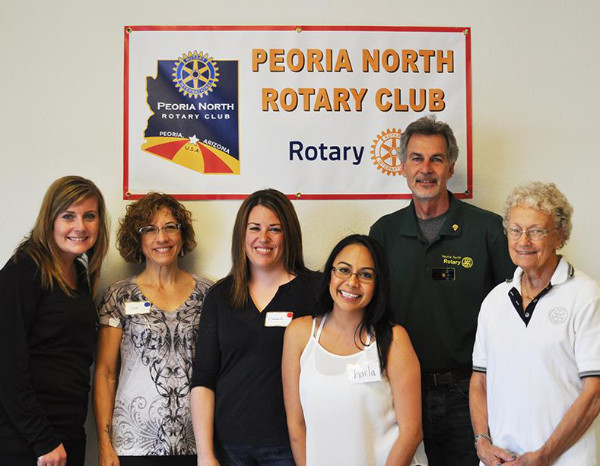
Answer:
[{"left": 369, "top": 115, "right": 514, "bottom": 466}]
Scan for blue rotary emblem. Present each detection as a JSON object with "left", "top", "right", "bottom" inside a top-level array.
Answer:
[{"left": 172, "top": 51, "right": 219, "bottom": 98}]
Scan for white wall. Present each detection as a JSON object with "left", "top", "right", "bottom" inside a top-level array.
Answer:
[{"left": 2, "top": 0, "right": 599, "bottom": 463}]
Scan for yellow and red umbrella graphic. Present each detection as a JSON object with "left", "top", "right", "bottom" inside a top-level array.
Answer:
[{"left": 141, "top": 135, "right": 240, "bottom": 175}]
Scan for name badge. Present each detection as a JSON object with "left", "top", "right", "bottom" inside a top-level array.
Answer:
[
  {"left": 125, "top": 301, "right": 152, "bottom": 315},
  {"left": 347, "top": 360, "right": 382, "bottom": 384},
  {"left": 432, "top": 268, "right": 455, "bottom": 281},
  {"left": 108, "top": 317, "right": 121, "bottom": 328},
  {"left": 264, "top": 311, "right": 294, "bottom": 327}
]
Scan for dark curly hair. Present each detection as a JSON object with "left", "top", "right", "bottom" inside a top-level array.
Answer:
[{"left": 117, "top": 192, "right": 196, "bottom": 263}]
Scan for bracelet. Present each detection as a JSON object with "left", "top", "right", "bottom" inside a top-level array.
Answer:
[{"left": 474, "top": 433, "right": 492, "bottom": 446}]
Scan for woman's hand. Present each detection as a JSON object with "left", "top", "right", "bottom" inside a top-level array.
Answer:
[
  {"left": 191, "top": 387, "right": 221, "bottom": 466},
  {"left": 282, "top": 316, "right": 312, "bottom": 466},
  {"left": 197, "top": 453, "right": 221, "bottom": 465},
  {"left": 470, "top": 372, "right": 517, "bottom": 466},
  {"left": 98, "top": 441, "right": 120, "bottom": 466},
  {"left": 37, "top": 443, "right": 67, "bottom": 466},
  {"left": 385, "top": 325, "right": 424, "bottom": 466},
  {"left": 475, "top": 438, "right": 516, "bottom": 465},
  {"left": 93, "top": 326, "right": 123, "bottom": 466}
]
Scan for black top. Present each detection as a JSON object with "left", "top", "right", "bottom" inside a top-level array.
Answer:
[
  {"left": 0, "top": 253, "right": 96, "bottom": 456},
  {"left": 370, "top": 193, "right": 515, "bottom": 373},
  {"left": 191, "top": 272, "right": 318, "bottom": 447}
]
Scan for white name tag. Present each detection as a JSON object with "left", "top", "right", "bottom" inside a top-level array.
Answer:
[
  {"left": 108, "top": 317, "right": 121, "bottom": 328},
  {"left": 347, "top": 360, "right": 382, "bottom": 384},
  {"left": 125, "top": 301, "right": 152, "bottom": 315},
  {"left": 264, "top": 311, "right": 294, "bottom": 327}
]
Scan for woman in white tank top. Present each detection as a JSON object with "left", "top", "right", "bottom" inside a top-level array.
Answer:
[{"left": 282, "top": 235, "right": 427, "bottom": 466}]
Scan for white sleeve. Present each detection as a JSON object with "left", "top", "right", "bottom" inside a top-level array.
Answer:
[
  {"left": 573, "top": 282, "right": 600, "bottom": 378},
  {"left": 472, "top": 294, "right": 490, "bottom": 373}
]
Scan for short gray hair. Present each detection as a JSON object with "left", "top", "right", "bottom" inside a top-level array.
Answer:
[
  {"left": 503, "top": 182, "right": 573, "bottom": 244},
  {"left": 399, "top": 115, "right": 459, "bottom": 164}
]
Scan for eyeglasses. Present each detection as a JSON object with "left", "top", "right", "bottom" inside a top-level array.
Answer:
[
  {"left": 331, "top": 266, "right": 376, "bottom": 283},
  {"left": 138, "top": 222, "right": 181, "bottom": 237},
  {"left": 505, "top": 226, "right": 556, "bottom": 241}
]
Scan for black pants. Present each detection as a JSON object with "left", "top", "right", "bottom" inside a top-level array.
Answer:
[{"left": 119, "top": 456, "right": 197, "bottom": 466}]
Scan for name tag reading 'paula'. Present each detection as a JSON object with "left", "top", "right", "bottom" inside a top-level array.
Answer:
[{"left": 347, "top": 360, "right": 382, "bottom": 384}]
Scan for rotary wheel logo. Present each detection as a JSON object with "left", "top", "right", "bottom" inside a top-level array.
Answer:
[
  {"left": 461, "top": 257, "right": 474, "bottom": 268},
  {"left": 549, "top": 307, "right": 568, "bottom": 325},
  {"left": 172, "top": 51, "right": 219, "bottom": 99},
  {"left": 371, "top": 129, "right": 403, "bottom": 176}
]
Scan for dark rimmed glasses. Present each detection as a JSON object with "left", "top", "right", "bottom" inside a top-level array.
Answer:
[{"left": 331, "top": 266, "right": 376, "bottom": 283}]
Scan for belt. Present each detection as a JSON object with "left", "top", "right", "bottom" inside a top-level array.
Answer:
[{"left": 422, "top": 367, "right": 472, "bottom": 387}]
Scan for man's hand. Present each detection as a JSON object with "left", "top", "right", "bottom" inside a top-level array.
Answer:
[{"left": 37, "top": 443, "right": 67, "bottom": 466}]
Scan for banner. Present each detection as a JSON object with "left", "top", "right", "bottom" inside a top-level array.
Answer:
[{"left": 124, "top": 26, "right": 471, "bottom": 199}]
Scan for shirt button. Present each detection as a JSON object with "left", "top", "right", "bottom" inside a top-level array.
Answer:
[{"left": 525, "top": 312, "right": 530, "bottom": 317}]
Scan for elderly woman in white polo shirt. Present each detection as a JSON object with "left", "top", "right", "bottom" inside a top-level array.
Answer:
[{"left": 469, "top": 182, "right": 600, "bottom": 466}]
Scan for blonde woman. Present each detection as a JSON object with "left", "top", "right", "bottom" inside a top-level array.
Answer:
[{"left": 0, "top": 176, "right": 109, "bottom": 466}]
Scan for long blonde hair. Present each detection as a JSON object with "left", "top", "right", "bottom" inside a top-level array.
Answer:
[{"left": 16, "top": 176, "right": 109, "bottom": 296}]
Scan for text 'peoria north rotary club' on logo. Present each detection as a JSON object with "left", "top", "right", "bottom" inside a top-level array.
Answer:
[
  {"left": 371, "top": 128, "right": 403, "bottom": 176},
  {"left": 172, "top": 51, "right": 219, "bottom": 98}
]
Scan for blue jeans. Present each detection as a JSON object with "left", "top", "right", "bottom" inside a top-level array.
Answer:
[
  {"left": 422, "top": 379, "right": 479, "bottom": 466},
  {"left": 217, "top": 442, "right": 295, "bottom": 466}
]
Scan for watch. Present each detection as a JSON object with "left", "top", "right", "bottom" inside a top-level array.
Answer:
[{"left": 474, "top": 433, "right": 492, "bottom": 446}]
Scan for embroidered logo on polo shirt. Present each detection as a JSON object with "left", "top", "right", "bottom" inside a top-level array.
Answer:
[
  {"left": 441, "top": 255, "right": 474, "bottom": 269},
  {"left": 549, "top": 307, "right": 568, "bottom": 324},
  {"left": 461, "top": 257, "right": 473, "bottom": 268}
]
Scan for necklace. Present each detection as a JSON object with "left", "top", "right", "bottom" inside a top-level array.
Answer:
[{"left": 521, "top": 277, "right": 549, "bottom": 301}]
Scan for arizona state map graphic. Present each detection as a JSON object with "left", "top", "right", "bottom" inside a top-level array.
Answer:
[{"left": 143, "top": 51, "right": 240, "bottom": 175}]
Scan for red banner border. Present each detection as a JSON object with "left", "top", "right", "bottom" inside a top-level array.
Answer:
[{"left": 123, "top": 25, "right": 472, "bottom": 201}]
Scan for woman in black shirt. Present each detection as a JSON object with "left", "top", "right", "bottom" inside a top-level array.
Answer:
[
  {"left": 0, "top": 176, "right": 109, "bottom": 466},
  {"left": 191, "top": 189, "right": 317, "bottom": 465}
]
